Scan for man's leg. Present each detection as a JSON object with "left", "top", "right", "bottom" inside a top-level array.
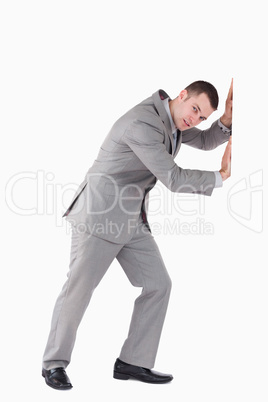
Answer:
[
  {"left": 116, "top": 220, "right": 172, "bottom": 369},
  {"left": 43, "top": 227, "right": 123, "bottom": 370}
]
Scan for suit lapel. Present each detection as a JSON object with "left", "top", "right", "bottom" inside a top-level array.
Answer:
[{"left": 152, "top": 90, "right": 174, "bottom": 154}]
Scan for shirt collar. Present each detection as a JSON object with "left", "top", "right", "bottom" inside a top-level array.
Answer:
[{"left": 162, "top": 97, "right": 177, "bottom": 135}]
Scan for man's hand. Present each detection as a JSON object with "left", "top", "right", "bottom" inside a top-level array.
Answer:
[
  {"left": 220, "top": 78, "right": 233, "bottom": 129},
  {"left": 219, "top": 137, "right": 232, "bottom": 181}
]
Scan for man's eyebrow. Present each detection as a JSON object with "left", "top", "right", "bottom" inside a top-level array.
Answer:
[{"left": 195, "top": 103, "right": 207, "bottom": 120}]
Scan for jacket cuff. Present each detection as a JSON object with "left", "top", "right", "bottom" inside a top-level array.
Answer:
[
  {"left": 217, "top": 118, "right": 232, "bottom": 135},
  {"left": 214, "top": 171, "right": 223, "bottom": 188}
]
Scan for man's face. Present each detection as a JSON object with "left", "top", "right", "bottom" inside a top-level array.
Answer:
[{"left": 171, "top": 90, "right": 215, "bottom": 131}]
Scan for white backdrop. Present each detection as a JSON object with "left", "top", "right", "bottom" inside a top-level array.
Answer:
[{"left": 1, "top": 1, "right": 267, "bottom": 401}]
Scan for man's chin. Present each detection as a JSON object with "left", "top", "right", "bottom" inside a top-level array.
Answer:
[{"left": 179, "top": 126, "right": 191, "bottom": 132}]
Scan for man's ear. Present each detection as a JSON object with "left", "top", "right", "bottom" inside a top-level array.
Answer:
[{"left": 178, "top": 89, "right": 188, "bottom": 101}]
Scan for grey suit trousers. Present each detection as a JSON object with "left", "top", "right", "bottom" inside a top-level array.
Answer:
[{"left": 43, "top": 216, "right": 172, "bottom": 370}]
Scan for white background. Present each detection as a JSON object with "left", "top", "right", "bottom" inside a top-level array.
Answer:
[{"left": 1, "top": 0, "right": 267, "bottom": 401}]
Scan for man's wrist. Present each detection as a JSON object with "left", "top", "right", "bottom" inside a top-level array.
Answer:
[
  {"left": 220, "top": 114, "right": 232, "bottom": 129},
  {"left": 219, "top": 169, "right": 230, "bottom": 181}
]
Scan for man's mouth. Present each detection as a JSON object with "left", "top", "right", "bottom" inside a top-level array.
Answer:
[{"left": 183, "top": 119, "right": 190, "bottom": 128}]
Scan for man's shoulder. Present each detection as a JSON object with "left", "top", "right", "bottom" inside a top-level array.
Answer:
[
  {"left": 120, "top": 91, "right": 161, "bottom": 123},
  {"left": 112, "top": 89, "right": 170, "bottom": 135}
]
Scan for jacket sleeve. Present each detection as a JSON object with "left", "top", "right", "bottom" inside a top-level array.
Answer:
[
  {"left": 123, "top": 119, "right": 216, "bottom": 196},
  {"left": 182, "top": 119, "right": 231, "bottom": 150}
]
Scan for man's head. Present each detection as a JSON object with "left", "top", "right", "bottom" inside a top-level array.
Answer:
[{"left": 169, "top": 80, "right": 219, "bottom": 131}]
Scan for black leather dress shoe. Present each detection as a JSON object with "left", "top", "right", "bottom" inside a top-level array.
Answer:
[
  {"left": 113, "top": 358, "right": 173, "bottom": 384},
  {"left": 42, "top": 367, "right": 73, "bottom": 390}
]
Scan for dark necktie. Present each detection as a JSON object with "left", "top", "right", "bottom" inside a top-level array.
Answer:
[{"left": 172, "top": 131, "right": 177, "bottom": 154}]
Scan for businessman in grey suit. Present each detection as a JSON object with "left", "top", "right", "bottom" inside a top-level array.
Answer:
[{"left": 42, "top": 80, "right": 233, "bottom": 389}]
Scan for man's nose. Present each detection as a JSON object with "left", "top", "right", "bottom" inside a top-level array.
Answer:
[{"left": 190, "top": 114, "right": 199, "bottom": 127}]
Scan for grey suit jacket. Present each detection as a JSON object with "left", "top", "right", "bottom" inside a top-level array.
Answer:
[{"left": 63, "top": 89, "right": 230, "bottom": 243}]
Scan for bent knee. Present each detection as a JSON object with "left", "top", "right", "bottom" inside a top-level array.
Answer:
[
  {"left": 149, "top": 274, "right": 172, "bottom": 298},
  {"left": 164, "top": 274, "right": 172, "bottom": 295}
]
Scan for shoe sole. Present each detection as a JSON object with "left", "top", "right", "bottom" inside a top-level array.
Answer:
[{"left": 113, "top": 371, "right": 172, "bottom": 384}]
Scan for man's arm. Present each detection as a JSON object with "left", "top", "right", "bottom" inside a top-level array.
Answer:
[
  {"left": 181, "top": 119, "right": 231, "bottom": 150},
  {"left": 123, "top": 119, "right": 216, "bottom": 196}
]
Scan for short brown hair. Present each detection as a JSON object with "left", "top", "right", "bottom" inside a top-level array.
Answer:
[{"left": 184, "top": 80, "right": 219, "bottom": 110}]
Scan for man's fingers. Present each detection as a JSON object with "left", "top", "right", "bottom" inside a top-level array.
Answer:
[
  {"left": 226, "top": 137, "right": 232, "bottom": 156},
  {"left": 220, "top": 138, "right": 232, "bottom": 181},
  {"left": 227, "top": 78, "right": 233, "bottom": 101},
  {"left": 222, "top": 138, "right": 232, "bottom": 163}
]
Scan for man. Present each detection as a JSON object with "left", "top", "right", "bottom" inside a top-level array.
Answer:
[{"left": 42, "top": 80, "right": 233, "bottom": 389}]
